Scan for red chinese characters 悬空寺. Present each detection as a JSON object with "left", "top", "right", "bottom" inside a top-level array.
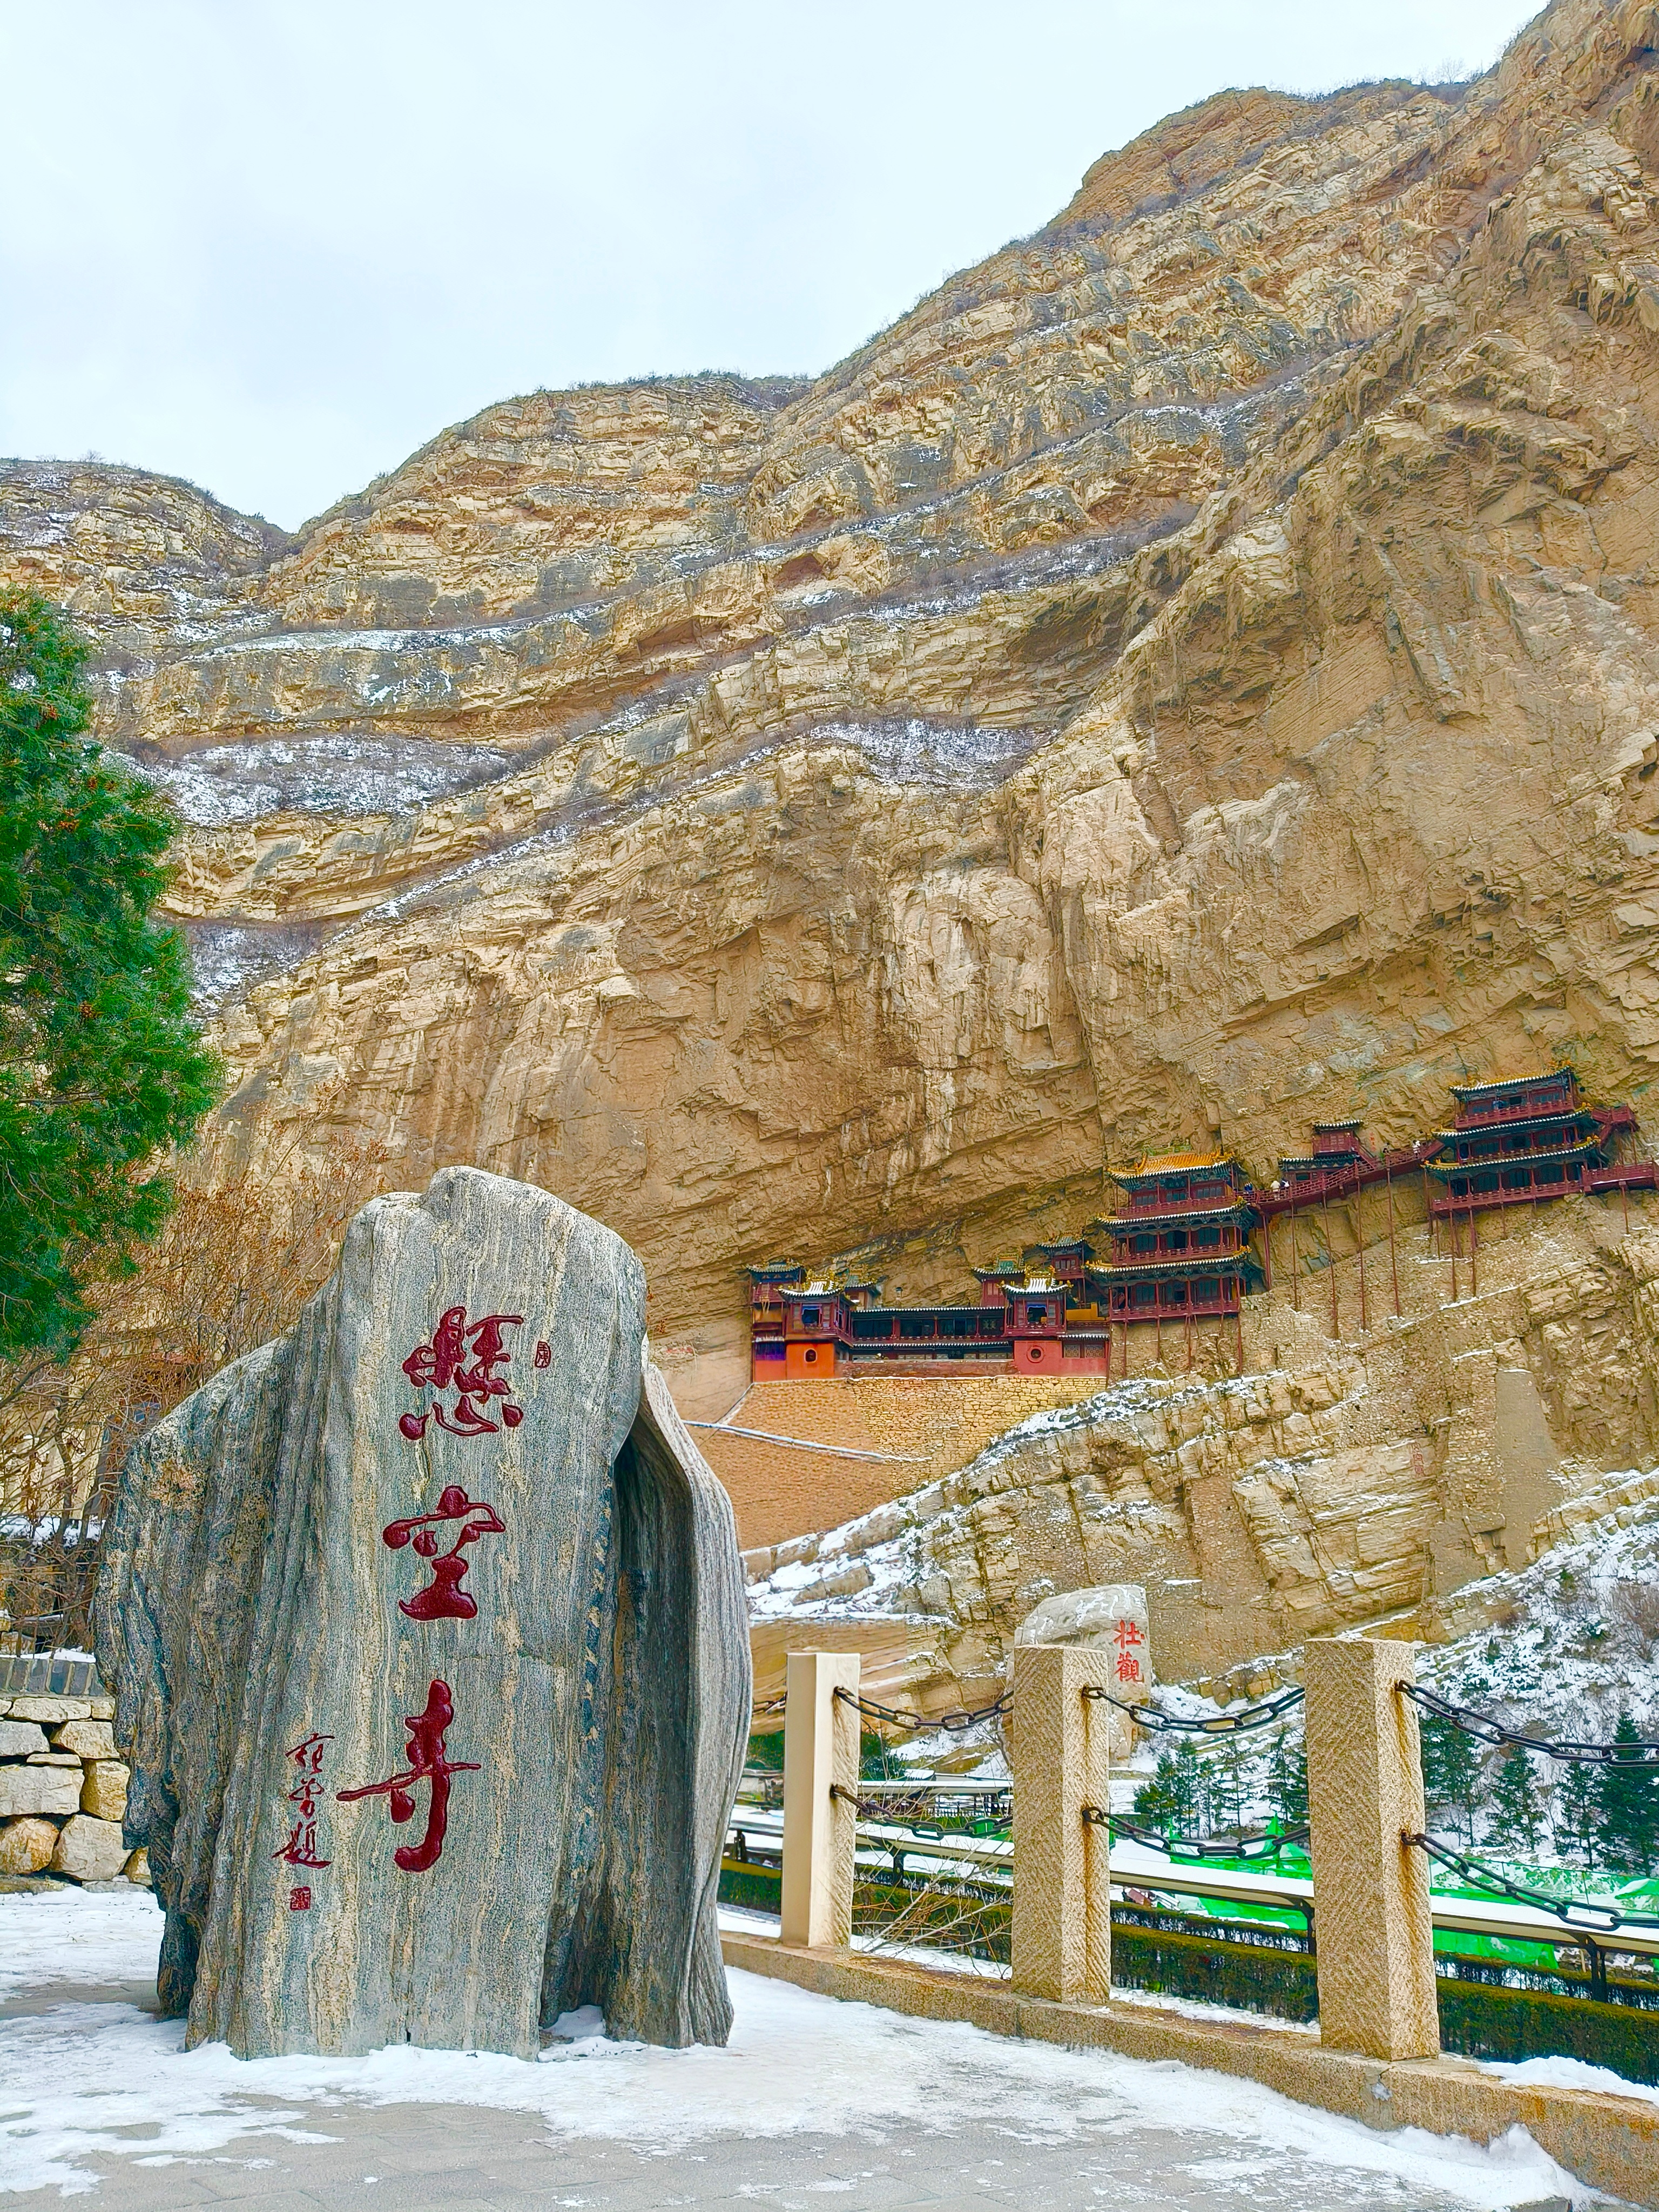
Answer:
[
  {"left": 336, "top": 1680, "right": 478, "bottom": 1873},
  {"left": 382, "top": 1485, "right": 504, "bottom": 1620},
  {"left": 273, "top": 1731, "right": 334, "bottom": 1873},
  {"left": 398, "top": 1307, "right": 525, "bottom": 1440}
]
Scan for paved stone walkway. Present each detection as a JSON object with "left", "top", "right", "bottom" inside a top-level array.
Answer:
[
  {"left": 0, "top": 1958, "right": 1584, "bottom": 2210},
  {"left": 0, "top": 2112, "right": 1579, "bottom": 2212},
  {"left": 1, "top": 2090, "right": 1570, "bottom": 2212}
]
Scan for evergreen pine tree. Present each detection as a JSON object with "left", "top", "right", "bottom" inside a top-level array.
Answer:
[
  {"left": 860, "top": 1731, "right": 906, "bottom": 1781},
  {"left": 1555, "top": 1760, "right": 1600, "bottom": 1869},
  {"left": 1595, "top": 1712, "right": 1659, "bottom": 1875},
  {"left": 1210, "top": 1738, "right": 1246, "bottom": 1832},
  {"left": 1268, "top": 1737, "right": 1309, "bottom": 1827},
  {"left": 0, "top": 593, "right": 218, "bottom": 1364},
  {"left": 1484, "top": 1744, "right": 1543, "bottom": 1857},
  {"left": 1134, "top": 1742, "right": 1204, "bottom": 1837},
  {"left": 1419, "top": 1713, "right": 1481, "bottom": 1846},
  {"left": 1132, "top": 1749, "right": 1177, "bottom": 1833},
  {"left": 1175, "top": 1740, "right": 1207, "bottom": 1835}
]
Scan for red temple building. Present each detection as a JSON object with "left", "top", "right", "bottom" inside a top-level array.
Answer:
[
  {"left": 746, "top": 1070, "right": 1654, "bottom": 1379},
  {"left": 1086, "top": 1152, "right": 1264, "bottom": 1371},
  {"left": 1426, "top": 1067, "right": 1655, "bottom": 1222},
  {"left": 1274, "top": 1122, "right": 1380, "bottom": 1197},
  {"left": 745, "top": 1253, "right": 1109, "bottom": 1380}
]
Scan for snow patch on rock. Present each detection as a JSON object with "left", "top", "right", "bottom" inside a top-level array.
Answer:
[{"left": 117, "top": 735, "right": 512, "bottom": 825}]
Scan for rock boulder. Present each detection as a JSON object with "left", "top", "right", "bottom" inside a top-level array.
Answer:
[
  {"left": 53, "top": 1719, "right": 117, "bottom": 1761},
  {"left": 0, "top": 1766, "right": 82, "bottom": 1819},
  {"left": 79, "top": 1761, "right": 130, "bottom": 1822},
  {"left": 1016, "top": 1583, "right": 1151, "bottom": 1756},
  {"left": 97, "top": 1167, "right": 750, "bottom": 2060},
  {"left": 51, "top": 1815, "right": 130, "bottom": 1881},
  {"left": 0, "top": 1817, "right": 58, "bottom": 1875}
]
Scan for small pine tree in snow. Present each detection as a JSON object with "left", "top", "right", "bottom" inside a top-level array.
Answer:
[
  {"left": 1555, "top": 1761, "right": 1600, "bottom": 1869},
  {"left": 860, "top": 1731, "right": 906, "bottom": 1781},
  {"left": 1268, "top": 1737, "right": 1308, "bottom": 1827},
  {"left": 1210, "top": 1737, "right": 1247, "bottom": 1832},
  {"left": 1485, "top": 1745, "right": 1543, "bottom": 1857},
  {"left": 1595, "top": 1712, "right": 1659, "bottom": 1874},
  {"left": 1134, "top": 1742, "right": 1204, "bottom": 1837},
  {"left": 1420, "top": 1713, "right": 1481, "bottom": 1846}
]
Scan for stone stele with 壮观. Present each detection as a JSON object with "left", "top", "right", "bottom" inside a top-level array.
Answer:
[
  {"left": 94, "top": 1166, "right": 751, "bottom": 2060},
  {"left": 1014, "top": 1584, "right": 1151, "bottom": 1757}
]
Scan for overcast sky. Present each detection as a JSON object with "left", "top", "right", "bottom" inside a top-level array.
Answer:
[{"left": 2, "top": 1, "right": 1543, "bottom": 532}]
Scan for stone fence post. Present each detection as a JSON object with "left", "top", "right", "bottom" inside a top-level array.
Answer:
[
  {"left": 780, "top": 1649, "right": 860, "bottom": 1950},
  {"left": 1009, "top": 1643, "right": 1112, "bottom": 2004},
  {"left": 1304, "top": 1635, "right": 1440, "bottom": 2059}
]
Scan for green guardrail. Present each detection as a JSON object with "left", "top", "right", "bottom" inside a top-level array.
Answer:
[{"left": 721, "top": 1856, "right": 1659, "bottom": 2081}]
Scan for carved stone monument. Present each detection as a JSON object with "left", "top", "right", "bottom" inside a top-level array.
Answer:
[
  {"left": 96, "top": 1168, "right": 751, "bottom": 2059},
  {"left": 1014, "top": 1583, "right": 1150, "bottom": 1757}
]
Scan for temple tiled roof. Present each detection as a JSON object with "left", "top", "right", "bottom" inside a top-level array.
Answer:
[
  {"left": 1128, "top": 1148, "right": 1231, "bottom": 1173},
  {"left": 1449, "top": 1068, "right": 1577, "bottom": 1099}
]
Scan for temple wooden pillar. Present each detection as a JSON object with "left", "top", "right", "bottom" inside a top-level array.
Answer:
[{"left": 1385, "top": 1159, "right": 1401, "bottom": 1318}]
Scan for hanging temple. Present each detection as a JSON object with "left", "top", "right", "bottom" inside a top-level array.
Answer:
[{"left": 746, "top": 1067, "right": 1658, "bottom": 1383}]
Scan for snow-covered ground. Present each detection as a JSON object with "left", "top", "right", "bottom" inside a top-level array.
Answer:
[
  {"left": 181, "top": 919, "right": 326, "bottom": 1009},
  {"left": 0, "top": 1887, "right": 1602, "bottom": 2203},
  {"left": 1417, "top": 1511, "right": 1659, "bottom": 1742}
]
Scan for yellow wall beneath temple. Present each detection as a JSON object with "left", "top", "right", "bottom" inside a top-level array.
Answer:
[{"left": 693, "top": 1374, "right": 1107, "bottom": 1551}]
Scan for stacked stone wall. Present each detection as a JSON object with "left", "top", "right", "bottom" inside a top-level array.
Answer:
[{"left": 0, "top": 1690, "right": 146, "bottom": 1886}]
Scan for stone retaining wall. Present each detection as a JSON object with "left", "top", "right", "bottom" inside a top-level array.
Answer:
[{"left": 0, "top": 1690, "right": 147, "bottom": 1886}]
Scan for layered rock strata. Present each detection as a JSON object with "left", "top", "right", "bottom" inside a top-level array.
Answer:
[{"left": 12, "top": 1, "right": 1659, "bottom": 1576}]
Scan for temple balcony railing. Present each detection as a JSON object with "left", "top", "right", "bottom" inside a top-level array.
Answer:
[
  {"left": 1442, "top": 1130, "right": 1591, "bottom": 1164},
  {"left": 1103, "top": 1236, "right": 1245, "bottom": 1263},
  {"left": 1104, "top": 1193, "right": 1246, "bottom": 1223},
  {"left": 1105, "top": 1293, "right": 1243, "bottom": 1321},
  {"left": 1429, "top": 1161, "right": 1659, "bottom": 1217},
  {"left": 845, "top": 1342, "right": 1014, "bottom": 1363},
  {"left": 846, "top": 1310, "right": 1010, "bottom": 1346},
  {"left": 1255, "top": 1140, "right": 1438, "bottom": 1220},
  {"left": 1429, "top": 1139, "right": 1599, "bottom": 1184},
  {"left": 1437, "top": 1114, "right": 1595, "bottom": 1161},
  {"left": 1453, "top": 1087, "right": 1581, "bottom": 1127}
]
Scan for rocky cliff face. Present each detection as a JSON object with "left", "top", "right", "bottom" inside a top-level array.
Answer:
[
  {"left": 11, "top": 0, "right": 1659, "bottom": 1531},
  {"left": 744, "top": 1194, "right": 1659, "bottom": 1708}
]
